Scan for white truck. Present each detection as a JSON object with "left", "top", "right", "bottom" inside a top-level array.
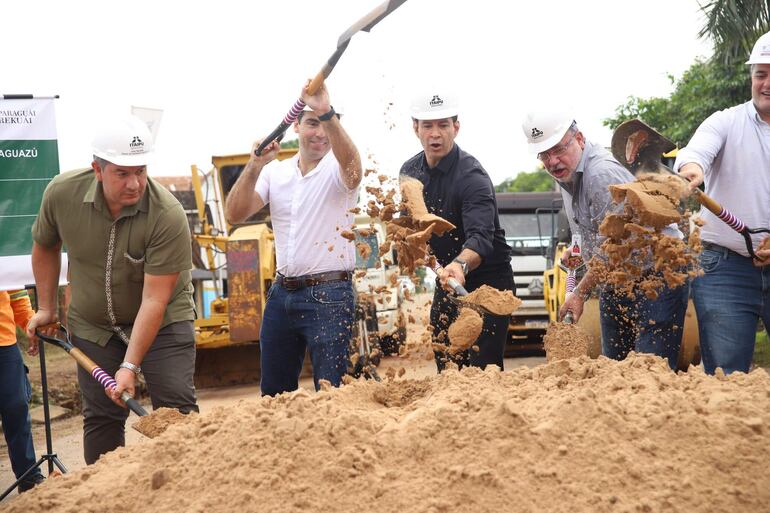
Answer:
[{"left": 495, "top": 192, "right": 569, "bottom": 353}]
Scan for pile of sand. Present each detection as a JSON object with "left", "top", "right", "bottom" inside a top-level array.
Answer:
[
  {"left": 596, "top": 173, "right": 701, "bottom": 299},
  {"left": 11, "top": 354, "right": 770, "bottom": 513},
  {"left": 542, "top": 321, "right": 595, "bottom": 362}
]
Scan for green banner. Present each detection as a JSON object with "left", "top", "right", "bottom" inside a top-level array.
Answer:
[{"left": 0, "top": 98, "right": 63, "bottom": 290}]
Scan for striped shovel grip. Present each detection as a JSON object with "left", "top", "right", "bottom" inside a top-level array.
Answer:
[
  {"left": 566, "top": 270, "right": 577, "bottom": 293},
  {"left": 91, "top": 366, "right": 118, "bottom": 391},
  {"left": 283, "top": 98, "right": 306, "bottom": 125},
  {"left": 716, "top": 207, "right": 746, "bottom": 232}
]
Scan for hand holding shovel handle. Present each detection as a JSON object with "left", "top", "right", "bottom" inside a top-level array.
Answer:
[
  {"left": 35, "top": 324, "right": 148, "bottom": 417},
  {"left": 611, "top": 119, "right": 770, "bottom": 260},
  {"left": 684, "top": 186, "right": 769, "bottom": 260},
  {"left": 562, "top": 270, "right": 577, "bottom": 324},
  {"left": 430, "top": 261, "right": 468, "bottom": 296},
  {"left": 254, "top": 0, "right": 408, "bottom": 156}
]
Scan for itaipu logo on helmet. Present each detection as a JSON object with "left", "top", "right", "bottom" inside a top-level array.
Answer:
[
  {"left": 531, "top": 127, "right": 544, "bottom": 139},
  {"left": 128, "top": 136, "right": 145, "bottom": 155},
  {"left": 761, "top": 43, "right": 770, "bottom": 56},
  {"left": 429, "top": 95, "right": 444, "bottom": 108}
]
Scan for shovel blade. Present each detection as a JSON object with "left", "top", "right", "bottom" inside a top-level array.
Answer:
[
  {"left": 131, "top": 407, "right": 191, "bottom": 439},
  {"left": 337, "top": 0, "right": 408, "bottom": 47}
]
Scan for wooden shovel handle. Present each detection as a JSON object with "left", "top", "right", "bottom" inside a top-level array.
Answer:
[
  {"left": 692, "top": 189, "right": 722, "bottom": 216},
  {"left": 306, "top": 69, "right": 326, "bottom": 96}
]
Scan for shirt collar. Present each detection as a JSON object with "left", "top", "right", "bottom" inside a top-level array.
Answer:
[
  {"left": 424, "top": 143, "right": 459, "bottom": 173},
  {"left": 82, "top": 175, "right": 149, "bottom": 217}
]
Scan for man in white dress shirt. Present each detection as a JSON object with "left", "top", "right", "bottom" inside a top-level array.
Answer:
[
  {"left": 225, "top": 82, "right": 362, "bottom": 394},
  {"left": 675, "top": 31, "right": 770, "bottom": 374}
]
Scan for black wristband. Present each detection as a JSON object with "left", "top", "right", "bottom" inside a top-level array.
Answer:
[{"left": 318, "top": 106, "right": 336, "bottom": 122}]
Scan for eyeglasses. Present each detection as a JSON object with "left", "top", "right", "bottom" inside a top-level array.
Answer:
[{"left": 537, "top": 132, "right": 576, "bottom": 162}]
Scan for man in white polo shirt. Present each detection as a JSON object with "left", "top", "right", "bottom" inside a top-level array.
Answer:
[
  {"left": 675, "top": 30, "right": 770, "bottom": 374},
  {"left": 225, "top": 82, "right": 362, "bottom": 395}
]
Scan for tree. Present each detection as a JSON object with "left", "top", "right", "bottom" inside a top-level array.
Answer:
[
  {"left": 604, "top": 58, "right": 749, "bottom": 146},
  {"left": 699, "top": 0, "right": 770, "bottom": 65},
  {"left": 604, "top": 1, "right": 768, "bottom": 145},
  {"left": 495, "top": 168, "right": 555, "bottom": 193}
]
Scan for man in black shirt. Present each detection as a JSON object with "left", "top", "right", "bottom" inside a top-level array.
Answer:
[{"left": 400, "top": 92, "right": 514, "bottom": 371}]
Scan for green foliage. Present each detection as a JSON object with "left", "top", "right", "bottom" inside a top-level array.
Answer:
[
  {"left": 495, "top": 168, "right": 554, "bottom": 193},
  {"left": 280, "top": 138, "right": 299, "bottom": 149},
  {"left": 699, "top": 0, "right": 770, "bottom": 66},
  {"left": 755, "top": 329, "right": 770, "bottom": 368},
  {"left": 604, "top": 59, "right": 749, "bottom": 147},
  {"left": 605, "top": 1, "right": 768, "bottom": 147}
]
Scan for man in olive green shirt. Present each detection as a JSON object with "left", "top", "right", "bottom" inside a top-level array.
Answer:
[{"left": 27, "top": 115, "right": 198, "bottom": 464}]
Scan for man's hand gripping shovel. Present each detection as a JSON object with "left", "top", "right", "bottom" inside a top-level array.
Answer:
[
  {"left": 34, "top": 324, "right": 180, "bottom": 438},
  {"left": 611, "top": 119, "right": 770, "bottom": 262}
]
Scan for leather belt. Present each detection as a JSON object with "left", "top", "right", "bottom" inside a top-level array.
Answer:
[
  {"left": 275, "top": 271, "right": 351, "bottom": 291},
  {"left": 702, "top": 242, "right": 746, "bottom": 258}
]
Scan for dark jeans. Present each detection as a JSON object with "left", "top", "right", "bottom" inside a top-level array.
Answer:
[
  {"left": 693, "top": 245, "right": 770, "bottom": 374},
  {"left": 72, "top": 321, "right": 198, "bottom": 464},
  {"left": 260, "top": 280, "right": 354, "bottom": 396},
  {"left": 599, "top": 279, "right": 689, "bottom": 370},
  {"left": 0, "top": 344, "right": 43, "bottom": 486},
  {"left": 431, "top": 268, "right": 515, "bottom": 372}
]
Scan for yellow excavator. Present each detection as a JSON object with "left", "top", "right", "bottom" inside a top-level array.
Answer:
[{"left": 189, "top": 149, "right": 297, "bottom": 387}]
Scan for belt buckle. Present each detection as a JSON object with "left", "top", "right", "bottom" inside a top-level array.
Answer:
[{"left": 284, "top": 277, "right": 303, "bottom": 290}]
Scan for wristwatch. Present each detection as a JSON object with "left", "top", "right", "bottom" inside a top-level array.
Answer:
[
  {"left": 318, "top": 106, "right": 336, "bottom": 122},
  {"left": 452, "top": 258, "right": 469, "bottom": 276},
  {"left": 119, "top": 361, "right": 142, "bottom": 375}
]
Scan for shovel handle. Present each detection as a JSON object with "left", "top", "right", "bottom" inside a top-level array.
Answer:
[
  {"left": 560, "top": 269, "right": 578, "bottom": 323},
  {"left": 306, "top": 69, "right": 327, "bottom": 97},
  {"left": 446, "top": 277, "right": 468, "bottom": 297},
  {"left": 254, "top": 98, "right": 307, "bottom": 156},
  {"left": 37, "top": 329, "right": 148, "bottom": 417}
]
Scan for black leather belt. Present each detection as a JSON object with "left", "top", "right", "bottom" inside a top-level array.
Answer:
[
  {"left": 702, "top": 242, "right": 746, "bottom": 258},
  {"left": 275, "top": 271, "right": 351, "bottom": 291}
]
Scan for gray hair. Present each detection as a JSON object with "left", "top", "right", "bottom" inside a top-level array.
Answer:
[{"left": 93, "top": 155, "right": 109, "bottom": 169}]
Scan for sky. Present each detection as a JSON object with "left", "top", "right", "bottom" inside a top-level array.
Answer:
[{"left": 4, "top": 0, "right": 717, "bottom": 187}]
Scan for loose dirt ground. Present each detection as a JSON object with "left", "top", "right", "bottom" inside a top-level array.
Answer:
[
  {"left": 0, "top": 294, "right": 543, "bottom": 498},
  {"left": 4, "top": 295, "right": 770, "bottom": 513}
]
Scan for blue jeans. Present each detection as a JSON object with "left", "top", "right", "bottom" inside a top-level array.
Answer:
[
  {"left": 260, "top": 280, "right": 354, "bottom": 395},
  {"left": 692, "top": 245, "right": 770, "bottom": 374},
  {"left": 600, "top": 279, "right": 689, "bottom": 370},
  {"left": 0, "top": 344, "right": 43, "bottom": 485}
]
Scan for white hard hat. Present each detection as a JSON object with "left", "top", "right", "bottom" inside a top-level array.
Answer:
[
  {"left": 92, "top": 115, "right": 154, "bottom": 166},
  {"left": 410, "top": 92, "right": 458, "bottom": 120},
  {"left": 747, "top": 31, "right": 770, "bottom": 64},
  {"left": 521, "top": 111, "right": 574, "bottom": 154}
]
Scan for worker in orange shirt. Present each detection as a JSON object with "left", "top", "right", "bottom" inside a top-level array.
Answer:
[{"left": 0, "top": 290, "right": 45, "bottom": 493}]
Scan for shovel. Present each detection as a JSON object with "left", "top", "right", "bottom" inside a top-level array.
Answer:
[
  {"left": 429, "top": 262, "right": 497, "bottom": 316},
  {"left": 35, "top": 324, "right": 175, "bottom": 439},
  {"left": 254, "top": 0, "right": 408, "bottom": 156},
  {"left": 561, "top": 269, "right": 578, "bottom": 324},
  {"left": 611, "top": 119, "right": 770, "bottom": 260}
]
